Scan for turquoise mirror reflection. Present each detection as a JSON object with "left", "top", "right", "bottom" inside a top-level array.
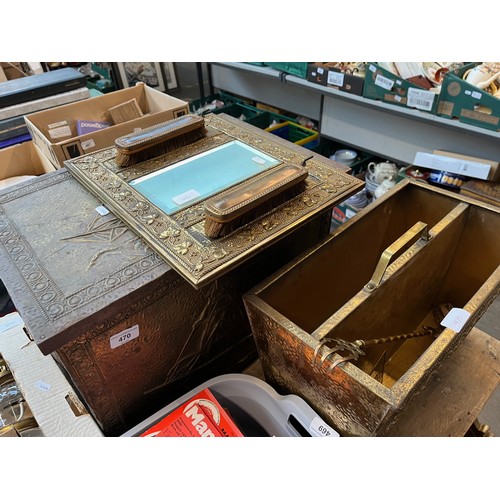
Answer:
[{"left": 129, "top": 140, "right": 281, "bottom": 215}]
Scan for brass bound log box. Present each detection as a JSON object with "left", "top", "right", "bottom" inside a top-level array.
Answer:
[
  {"left": 244, "top": 179, "right": 500, "bottom": 436},
  {"left": 0, "top": 114, "right": 361, "bottom": 435}
]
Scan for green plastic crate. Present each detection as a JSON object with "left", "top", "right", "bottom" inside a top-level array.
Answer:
[
  {"left": 189, "top": 92, "right": 245, "bottom": 114},
  {"left": 249, "top": 109, "right": 299, "bottom": 130},
  {"left": 310, "top": 138, "right": 376, "bottom": 175},
  {"left": 266, "top": 121, "right": 319, "bottom": 149},
  {"left": 211, "top": 102, "right": 264, "bottom": 124},
  {"left": 266, "top": 63, "right": 309, "bottom": 79}
]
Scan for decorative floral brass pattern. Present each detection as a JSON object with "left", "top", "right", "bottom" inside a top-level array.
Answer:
[
  {"left": 0, "top": 171, "right": 165, "bottom": 323},
  {"left": 65, "top": 114, "right": 362, "bottom": 287}
]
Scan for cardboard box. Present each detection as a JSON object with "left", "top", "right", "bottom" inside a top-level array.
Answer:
[
  {"left": 363, "top": 62, "right": 439, "bottom": 114},
  {"left": 437, "top": 62, "right": 500, "bottom": 132},
  {"left": 0, "top": 312, "right": 103, "bottom": 437},
  {"left": 0, "top": 140, "right": 56, "bottom": 188},
  {"left": 24, "top": 82, "right": 189, "bottom": 167},
  {"left": 433, "top": 150, "right": 499, "bottom": 182},
  {"left": 307, "top": 63, "right": 364, "bottom": 96},
  {"left": 413, "top": 151, "right": 498, "bottom": 181}
]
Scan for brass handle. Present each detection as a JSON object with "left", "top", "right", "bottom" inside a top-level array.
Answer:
[{"left": 364, "top": 221, "right": 429, "bottom": 293}]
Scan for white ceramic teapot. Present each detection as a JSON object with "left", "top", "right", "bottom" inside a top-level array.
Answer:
[{"left": 368, "top": 161, "right": 399, "bottom": 184}]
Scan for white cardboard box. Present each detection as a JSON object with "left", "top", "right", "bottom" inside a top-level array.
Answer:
[
  {"left": 0, "top": 312, "right": 103, "bottom": 437},
  {"left": 413, "top": 151, "right": 498, "bottom": 181}
]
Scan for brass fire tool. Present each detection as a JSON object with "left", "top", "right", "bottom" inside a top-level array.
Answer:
[
  {"left": 314, "top": 326, "right": 441, "bottom": 372},
  {"left": 314, "top": 304, "right": 454, "bottom": 371}
]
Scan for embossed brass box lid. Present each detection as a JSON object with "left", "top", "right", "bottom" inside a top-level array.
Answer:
[
  {"left": 0, "top": 169, "right": 170, "bottom": 354},
  {"left": 63, "top": 114, "right": 363, "bottom": 288}
]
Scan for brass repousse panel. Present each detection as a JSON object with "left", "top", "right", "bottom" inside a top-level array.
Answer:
[{"left": 64, "top": 114, "right": 363, "bottom": 288}]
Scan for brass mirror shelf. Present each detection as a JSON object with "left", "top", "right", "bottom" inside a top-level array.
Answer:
[{"left": 65, "top": 113, "right": 363, "bottom": 288}]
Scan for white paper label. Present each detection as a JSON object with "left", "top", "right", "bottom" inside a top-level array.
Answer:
[
  {"left": 0, "top": 314, "right": 23, "bottom": 333},
  {"left": 396, "top": 79, "right": 402, "bottom": 85},
  {"left": 110, "top": 325, "right": 139, "bottom": 349},
  {"left": 327, "top": 70, "right": 345, "bottom": 87},
  {"left": 317, "top": 67, "right": 324, "bottom": 75},
  {"left": 49, "top": 126, "right": 72, "bottom": 139},
  {"left": 81, "top": 139, "right": 95, "bottom": 150},
  {"left": 309, "top": 417, "right": 337, "bottom": 437},
  {"left": 369, "top": 64, "right": 377, "bottom": 72},
  {"left": 465, "top": 90, "right": 472, "bottom": 96},
  {"left": 375, "top": 74, "right": 394, "bottom": 90},
  {"left": 35, "top": 380, "right": 51, "bottom": 392},
  {"left": 407, "top": 88, "right": 435, "bottom": 111},
  {"left": 471, "top": 91, "right": 482, "bottom": 99},
  {"left": 252, "top": 155, "right": 266, "bottom": 165},
  {"left": 95, "top": 205, "right": 109, "bottom": 216},
  {"left": 394, "top": 95, "right": 402, "bottom": 102},
  {"left": 345, "top": 208, "right": 357, "bottom": 219},
  {"left": 172, "top": 189, "right": 201, "bottom": 206},
  {"left": 48, "top": 120, "right": 68, "bottom": 129},
  {"left": 441, "top": 308, "right": 471, "bottom": 333}
]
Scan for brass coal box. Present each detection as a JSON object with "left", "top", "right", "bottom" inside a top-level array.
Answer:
[
  {"left": 244, "top": 179, "right": 500, "bottom": 436},
  {"left": 0, "top": 115, "right": 361, "bottom": 436}
]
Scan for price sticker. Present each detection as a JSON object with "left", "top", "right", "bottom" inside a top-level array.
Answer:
[
  {"left": 375, "top": 74, "right": 394, "bottom": 90},
  {"left": 172, "top": 189, "right": 201, "bottom": 206},
  {"left": 252, "top": 156, "right": 266, "bottom": 165},
  {"left": 0, "top": 314, "right": 23, "bottom": 333},
  {"left": 441, "top": 308, "right": 471, "bottom": 333},
  {"left": 35, "top": 380, "right": 52, "bottom": 392},
  {"left": 95, "top": 205, "right": 109, "bottom": 216},
  {"left": 110, "top": 325, "right": 139, "bottom": 349},
  {"left": 309, "top": 417, "right": 338, "bottom": 437},
  {"left": 81, "top": 139, "right": 96, "bottom": 150},
  {"left": 327, "top": 71, "right": 345, "bottom": 87},
  {"left": 407, "top": 88, "right": 435, "bottom": 111}
]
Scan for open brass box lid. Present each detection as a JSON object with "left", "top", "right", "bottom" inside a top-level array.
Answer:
[
  {"left": 64, "top": 114, "right": 362, "bottom": 288},
  {"left": 243, "top": 179, "right": 500, "bottom": 436}
]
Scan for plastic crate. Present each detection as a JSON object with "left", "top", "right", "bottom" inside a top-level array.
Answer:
[
  {"left": 266, "top": 62, "right": 309, "bottom": 79},
  {"left": 189, "top": 92, "right": 245, "bottom": 114},
  {"left": 311, "top": 137, "right": 377, "bottom": 175},
  {"left": 266, "top": 121, "right": 319, "bottom": 149},
  {"left": 211, "top": 102, "right": 264, "bottom": 124},
  {"left": 250, "top": 109, "right": 298, "bottom": 130},
  {"left": 121, "top": 373, "right": 339, "bottom": 437}
]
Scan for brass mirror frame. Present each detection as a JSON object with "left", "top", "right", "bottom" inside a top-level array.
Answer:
[{"left": 64, "top": 114, "right": 363, "bottom": 288}]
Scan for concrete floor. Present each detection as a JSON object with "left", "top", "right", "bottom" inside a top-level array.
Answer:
[{"left": 173, "top": 62, "right": 499, "bottom": 436}]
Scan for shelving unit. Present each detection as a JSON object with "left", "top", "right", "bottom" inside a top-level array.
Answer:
[{"left": 208, "top": 62, "right": 500, "bottom": 165}]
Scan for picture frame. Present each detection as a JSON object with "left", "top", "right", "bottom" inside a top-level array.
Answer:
[
  {"left": 161, "top": 62, "right": 179, "bottom": 91},
  {"left": 113, "top": 62, "right": 179, "bottom": 93}
]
